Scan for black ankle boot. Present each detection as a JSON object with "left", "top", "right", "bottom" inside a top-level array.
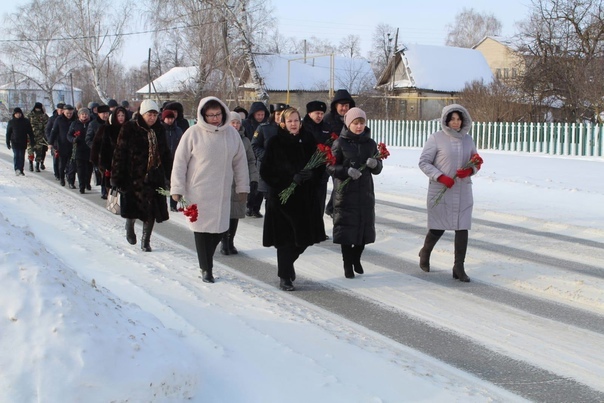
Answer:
[
  {"left": 202, "top": 269, "right": 215, "bottom": 283},
  {"left": 279, "top": 278, "right": 295, "bottom": 291},
  {"left": 29, "top": 161, "right": 34, "bottom": 171},
  {"left": 40, "top": 161, "right": 45, "bottom": 170},
  {"left": 35, "top": 162, "right": 40, "bottom": 172}
]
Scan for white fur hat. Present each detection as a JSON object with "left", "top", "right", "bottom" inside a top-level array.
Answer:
[{"left": 139, "top": 99, "right": 159, "bottom": 115}]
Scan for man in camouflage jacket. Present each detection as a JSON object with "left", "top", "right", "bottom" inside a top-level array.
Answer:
[{"left": 27, "top": 102, "right": 49, "bottom": 172}]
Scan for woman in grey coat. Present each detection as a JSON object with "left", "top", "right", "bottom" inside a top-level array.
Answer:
[{"left": 418, "top": 104, "right": 482, "bottom": 282}]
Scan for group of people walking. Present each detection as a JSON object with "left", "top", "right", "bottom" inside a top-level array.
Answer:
[{"left": 5, "top": 92, "right": 481, "bottom": 290}]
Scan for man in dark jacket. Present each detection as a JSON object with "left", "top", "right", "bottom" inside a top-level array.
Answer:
[
  {"left": 6, "top": 107, "right": 35, "bottom": 176},
  {"left": 48, "top": 104, "right": 77, "bottom": 186},
  {"left": 242, "top": 101, "right": 269, "bottom": 141},
  {"left": 322, "top": 90, "right": 355, "bottom": 216},
  {"left": 323, "top": 89, "right": 355, "bottom": 136},
  {"left": 45, "top": 103, "right": 65, "bottom": 180}
]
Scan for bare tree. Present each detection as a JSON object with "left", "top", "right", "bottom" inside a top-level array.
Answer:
[
  {"left": 368, "top": 23, "right": 396, "bottom": 76},
  {"left": 516, "top": 0, "right": 604, "bottom": 122},
  {"left": 1, "top": 0, "right": 77, "bottom": 108},
  {"left": 445, "top": 8, "right": 502, "bottom": 48},
  {"left": 339, "top": 34, "right": 361, "bottom": 58},
  {"left": 60, "top": 0, "right": 130, "bottom": 103}
]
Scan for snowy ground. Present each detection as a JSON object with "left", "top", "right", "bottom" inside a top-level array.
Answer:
[{"left": 1, "top": 127, "right": 603, "bottom": 402}]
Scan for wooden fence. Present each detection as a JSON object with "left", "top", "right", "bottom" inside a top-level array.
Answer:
[{"left": 368, "top": 120, "right": 604, "bottom": 157}]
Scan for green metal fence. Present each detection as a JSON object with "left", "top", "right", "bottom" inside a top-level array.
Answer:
[{"left": 368, "top": 119, "right": 604, "bottom": 157}]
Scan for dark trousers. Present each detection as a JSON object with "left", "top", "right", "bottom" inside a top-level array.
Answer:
[
  {"left": 52, "top": 152, "right": 60, "bottom": 178},
  {"left": 276, "top": 245, "right": 307, "bottom": 279},
  {"left": 76, "top": 159, "right": 93, "bottom": 190},
  {"left": 12, "top": 147, "right": 26, "bottom": 172},
  {"left": 194, "top": 232, "right": 223, "bottom": 271},
  {"left": 58, "top": 155, "right": 76, "bottom": 184}
]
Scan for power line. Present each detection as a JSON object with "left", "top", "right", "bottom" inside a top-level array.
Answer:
[{"left": 0, "top": 20, "right": 218, "bottom": 43}]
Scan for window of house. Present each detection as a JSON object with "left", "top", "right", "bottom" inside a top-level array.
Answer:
[{"left": 496, "top": 69, "right": 502, "bottom": 79}]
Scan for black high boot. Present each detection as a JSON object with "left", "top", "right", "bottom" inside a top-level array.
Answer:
[
  {"left": 35, "top": 162, "right": 40, "bottom": 172},
  {"left": 29, "top": 160, "right": 34, "bottom": 172},
  {"left": 141, "top": 220, "right": 155, "bottom": 252},
  {"left": 219, "top": 233, "right": 230, "bottom": 255},
  {"left": 342, "top": 245, "right": 355, "bottom": 278},
  {"left": 228, "top": 219, "right": 239, "bottom": 254},
  {"left": 125, "top": 219, "right": 137, "bottom": 245},
  {"left": 353, "top": 245, "right": 365, "bottom": 274},
  {"left": 419, "top": 231, "right": 443, "bottom": 272},
  {"left": 453, "top": 230, "right": 470, "bottom": 282}
]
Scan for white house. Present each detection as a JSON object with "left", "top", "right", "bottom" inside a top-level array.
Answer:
[{"left": 0, "top": 79, "right": 82, "bottom": 117}]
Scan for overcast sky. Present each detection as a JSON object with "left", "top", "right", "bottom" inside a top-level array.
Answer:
[{"left": 0, "top": 0, "right": 532, "bottom": 69}]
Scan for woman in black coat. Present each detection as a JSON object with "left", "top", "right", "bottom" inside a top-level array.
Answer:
[
  {"left": 327, "top": 107, "right": 382, "bottom": 278},
  {"left": 111, "top": 100, "right": 172, "bottom": 252},
  {"left": 260, "top": 108, "right": 326, "bottom": 291}
]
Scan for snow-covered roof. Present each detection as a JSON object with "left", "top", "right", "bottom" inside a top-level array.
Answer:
[
  {"left": 135, "top": 66, "right": 198, "bottom": 94},
  {"left": 242, "top": 54, "right": 376, "bottom": 94},
  {"left": 383, "top": 44, "right": 494, "bottom": 93}
]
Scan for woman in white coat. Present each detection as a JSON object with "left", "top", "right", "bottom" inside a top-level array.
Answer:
[
  {"left": 170, "top": 97, "right": 250, "bottom": 283},
  {"left": 418, "top": 104, "right": 481, "bottom": 282}
]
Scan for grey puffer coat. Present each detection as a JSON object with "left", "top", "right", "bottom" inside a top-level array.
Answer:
[{"left": 419, "top": 104, "right": 477, "bottom": 230}]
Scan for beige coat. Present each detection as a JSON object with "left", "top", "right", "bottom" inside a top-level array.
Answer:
[
  {"left": 419, "top": 104, "right": 477, "bottom": 230},
  {"left": 170, "top": 97, "right": 250, "bottom": 233}
]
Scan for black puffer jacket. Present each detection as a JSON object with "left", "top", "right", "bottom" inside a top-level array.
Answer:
[
  {"left": 6, "top": 111, "right": 34, "bottom": 149},
  {"left": 327, "top": 127, "right": 382, "bottom": 245},
  {"left": 260, "top": 126, "right": 326, "bottom": 248}
]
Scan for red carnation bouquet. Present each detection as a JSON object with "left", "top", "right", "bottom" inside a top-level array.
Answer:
[
  {"left": 157, "top": 187, "right": 198, "bottom": 222},
  {"left": 278, "top": 134, "right": 338, "bottom": 205},
  {"left": 337, "top": 142, "right": 390, "bottom": 193},
  {"left": 431, "top": 153, "right": 483, "bottom": 207}
]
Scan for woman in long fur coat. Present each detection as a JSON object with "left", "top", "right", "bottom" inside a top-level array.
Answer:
[{"left": 111, "top": 100, "right": 172, "bottom": 252}]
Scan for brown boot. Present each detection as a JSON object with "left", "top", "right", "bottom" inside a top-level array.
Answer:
[
  {"left": 452, "top": 230, "right": 470, "bottom": 282},
  {"left": 419, "top": 231, "right": 442, "bottom": 272}
]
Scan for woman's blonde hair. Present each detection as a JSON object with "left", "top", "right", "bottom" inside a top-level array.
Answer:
[{"left": 279, "top": 107, "right": 301, "bottom": 125}]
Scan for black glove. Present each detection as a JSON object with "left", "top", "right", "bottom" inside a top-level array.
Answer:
[
  {"left": 250, "top": 181, "right": 258, "bottom": 194},
  {"left": 293, "top": 169, "right": 312, "bottom": 184},
  {"left": 7, "top": 144, "right": 11, "bottom": 150}
]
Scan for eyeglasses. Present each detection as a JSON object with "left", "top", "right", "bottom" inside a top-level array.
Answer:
[{"left": 205, "top": 112, "right": 222, "bottom": 119}]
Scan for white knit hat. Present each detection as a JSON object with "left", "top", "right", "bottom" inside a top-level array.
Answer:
[
  {"left": 229, "top": 111, "right": 242, "bottom": 123},
  {"left": 139, "top": 99, "right": 159, "bottom": 115},
  {"left": 344, "top": 107, "right": 367, "bottom": 127}
]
